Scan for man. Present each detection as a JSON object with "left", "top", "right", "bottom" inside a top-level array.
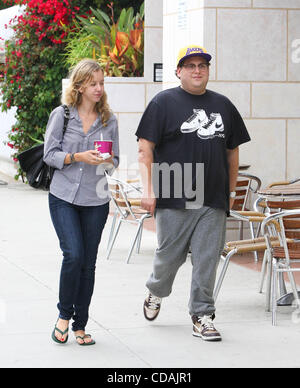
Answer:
[{"left": 135, "top": 45, "right": 250, "bottom": 341}]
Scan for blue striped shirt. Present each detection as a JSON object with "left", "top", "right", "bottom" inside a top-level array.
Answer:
[{"left": 43, "top": 105, "right": 119, "bottom": 206}]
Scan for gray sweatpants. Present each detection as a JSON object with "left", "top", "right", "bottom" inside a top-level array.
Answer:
[{"left": 146, "top": 206, "right": 226, "bottom": 317}]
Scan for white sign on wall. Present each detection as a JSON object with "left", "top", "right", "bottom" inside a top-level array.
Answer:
[
  {"left": 177, "top": 0, "right": 188, "bottom": 31},
  {"left": 176, "top": 0, "right": 189, "bottom": 49}
]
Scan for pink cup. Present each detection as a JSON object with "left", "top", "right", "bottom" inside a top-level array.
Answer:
[{"left": 94, "top": 140, "right": 113, "bottom": 155}]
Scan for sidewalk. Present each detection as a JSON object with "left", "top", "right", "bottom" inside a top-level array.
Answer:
[{"left": 1, "top": 171, "right": 300, "bottom": 369}]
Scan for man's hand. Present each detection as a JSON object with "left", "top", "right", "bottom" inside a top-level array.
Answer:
[{"left": 141, "top": 196, "right": 156, "bottom": 216}]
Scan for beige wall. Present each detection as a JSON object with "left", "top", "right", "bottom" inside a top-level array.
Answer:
[
  {"left": 105, "top": 0, "right": 163, "bottom": 173},
  {"left": 163, "top": 0, "right": 300, "bottom": 187}
]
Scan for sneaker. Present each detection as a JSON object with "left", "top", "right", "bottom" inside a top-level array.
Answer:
[
  {"left": 143, "top": 293, "right": 162, "bottom": 321},
  {"left": 181, "top": 109, "right": 208, "bottom": 133},
  {"left": 197, "top": 112, "right": 224, "bottom": 139},
  {"left": 192, "top": 314, "right": 222, "bottom": 341}
]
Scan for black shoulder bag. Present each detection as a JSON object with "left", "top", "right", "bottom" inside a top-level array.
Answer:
[{"left": 17, "top": 105, "right": 70, "bottom": 190}]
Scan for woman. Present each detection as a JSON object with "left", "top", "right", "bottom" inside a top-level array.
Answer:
[{"left": 44, "top": 59, "right": 119, "bottom": 346}]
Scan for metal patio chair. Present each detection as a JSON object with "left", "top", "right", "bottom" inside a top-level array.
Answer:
[
  {"left": 262, "top": 209, "right": 300, "bottom": 325},
  {"left": 106, "top": 176, "right": 141, "bottom": 249},
  {"left": 231, "top": 172, "right": 262, "bottom": 213},
  {"left": 227, "top": 172, "right": 262, "bottom": 260},
  {"left": 214, "top": 199, "right": 300, "bottom": 309},
  {"left": 257, "top": 199, "right": 300, "bottom": 294},
  {"left": 105, "top": 175, "right": 152, "bottom": 264},
  {"left": 213, "top": 210, "right": 277, "bottom": 301},
  {"left": 254, "top": 179, "right": 300, "bottom": 293}
]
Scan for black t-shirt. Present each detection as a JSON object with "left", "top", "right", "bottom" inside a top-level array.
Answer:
[{"left": 135, "top": 86, "right": 251, "bottom": 213}]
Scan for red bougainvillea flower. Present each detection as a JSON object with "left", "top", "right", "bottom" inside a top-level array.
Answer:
[{"left": 10, "top": 0, "right": 79, "bottom": 44}]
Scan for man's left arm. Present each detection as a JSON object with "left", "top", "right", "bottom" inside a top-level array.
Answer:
[{"left": 227, "top": 147, "right": 239, "bottom": 210}]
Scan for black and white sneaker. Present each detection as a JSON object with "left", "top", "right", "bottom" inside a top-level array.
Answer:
[
  {"left": 197, "top": 112, "right": 224, "bottom": 139},
  {"left": 180, "top": 109, "right": 208, "bottom": 133},
  {"left": 143, "top": 293, "right": 162, "bottom": 321},
  {"left": 192, "top": 314, "right": 222, "bottom": 341}
]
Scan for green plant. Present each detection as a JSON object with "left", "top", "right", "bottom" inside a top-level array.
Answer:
[
  {"left": 63, "top": 27, "right": 95, "bottom": 68},
  {"left": 0, "top": 0, "right": 14, "bottom": 10},
  {"left": 65, "top": 2, "right": 145, "bottom": 77},
  {"left": 0, "top": 0, "right": 102, "bottom": 179}
]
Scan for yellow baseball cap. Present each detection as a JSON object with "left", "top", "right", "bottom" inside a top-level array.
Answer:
[{"left": 177, "top": 45, "right": 212, "bottom": 67}]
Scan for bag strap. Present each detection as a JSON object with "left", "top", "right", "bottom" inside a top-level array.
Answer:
[{"left": 62, "top": 104, "right": 70, "bottom": 135}]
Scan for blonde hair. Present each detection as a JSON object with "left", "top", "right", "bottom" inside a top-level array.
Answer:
[{"left": 63, "top": 59, "right": 111, "bottom": 127}]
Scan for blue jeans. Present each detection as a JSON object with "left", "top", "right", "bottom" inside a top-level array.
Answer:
[{"left": 49, "top": 193, "right": 109, "bottom": 332}]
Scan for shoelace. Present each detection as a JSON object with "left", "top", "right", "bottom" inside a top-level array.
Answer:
[
  {"left": 198, "top": 315, "right": 215, "bottom": 330},
  {"left": 148, "top": 294, "right": 161, "bottom": 310},
  {"left": 202, "top": 117, "right": 216, "bottom": 129},
  {"left": 186, "top": 113, "right": 198, "bottom": 123}
]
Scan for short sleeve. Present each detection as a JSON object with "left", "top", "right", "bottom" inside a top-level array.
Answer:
[
  {"left": 135, "top": 100, "right": 166, "bottom": 145},
  {"left": 226, "top": 103, "right": 251, "bottom": 150}
]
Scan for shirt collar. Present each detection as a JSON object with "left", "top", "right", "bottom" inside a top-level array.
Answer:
[
  {"left": 69, "top": 106, "right": 101, "bottom": 127},
  {"left": 68, "top": 106, "right": 81, "bottom": 122}
]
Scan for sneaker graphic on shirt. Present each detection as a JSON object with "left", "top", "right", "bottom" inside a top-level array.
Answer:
[
  {"left": 180, "top": 109, "right": 209, "bottom": 133},
  {"left": 181, "top": 109, "right": 225, "bottom": 140},
  {"left": 197, "top": 112, "right": 224, "bottom": 139}
]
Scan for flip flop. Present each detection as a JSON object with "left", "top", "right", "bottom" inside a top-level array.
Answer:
[
  {"left": 51, "top": 322, "right": 69, "bottom": 344},
  {"left": 75, "top": 334, "right": 96, "bottom": 346}
]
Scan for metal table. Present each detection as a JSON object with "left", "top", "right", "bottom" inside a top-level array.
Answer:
[
  {"left": 238, "top": 164, "right": 251, "bottom": 171},
  {"left": 258, "top": 181, "right": 300, "bottom": 198}
]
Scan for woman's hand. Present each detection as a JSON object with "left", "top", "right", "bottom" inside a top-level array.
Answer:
[
  {"left": 101, "top": 151, "right": 114, "bottom": 166},
  {"left": 76, "top": 150, "right": 115, "bottom": 166},
  {"left": 76, "top": 150, "right": 105, "bottom": 165}
]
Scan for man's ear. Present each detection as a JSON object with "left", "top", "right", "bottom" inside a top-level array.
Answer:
[{"left": 175, "top": 67, "right": 181, "bottom": 79}]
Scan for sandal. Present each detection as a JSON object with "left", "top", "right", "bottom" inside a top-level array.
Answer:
[
  {"left": 51, "top": 321, "right": 69, "bottom": 344},
  {"left": 75, "top": 334, "right": 96, "bottom": 346}
]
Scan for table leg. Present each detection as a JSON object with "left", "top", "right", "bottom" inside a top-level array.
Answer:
[{"left": 265, "top": 251, "right": 272, "bottom": 312}]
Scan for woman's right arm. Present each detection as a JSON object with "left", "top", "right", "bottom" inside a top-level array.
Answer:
[{"left": 43, "top": 107, "right": 68, "bottom": 169}]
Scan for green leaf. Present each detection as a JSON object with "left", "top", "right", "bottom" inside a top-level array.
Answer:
[
  {"left": 90, "top": 7, "right": 111, "bottom": 28},
  {"left": 28, "top": 134, "right": 44, "bottom": 144},
  {"left": 110, "top": 24, "right": 117, "bottom": 45},
  {"left": 118, "top": 9, "right": 127, "bottom": 32},
  {"left": 124, "top": 8, "right": 134, "bottom": 33},
  {"left": 140, "top": 2, "right": 145, "bottom": 19}
]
